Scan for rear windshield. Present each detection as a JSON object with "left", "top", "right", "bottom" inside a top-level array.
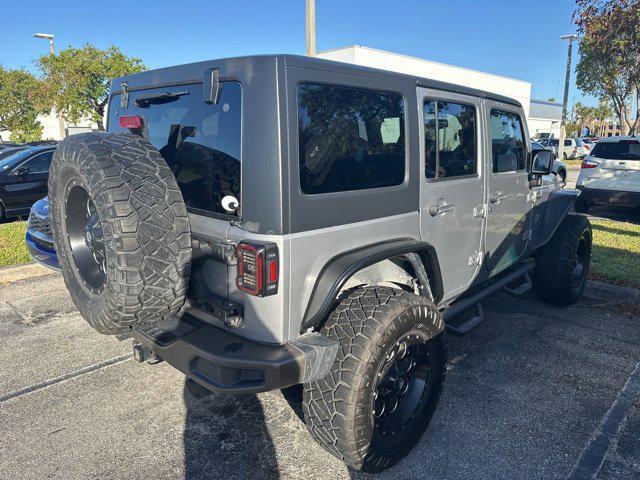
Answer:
[
  {"left": 591, "top": 141, "right": 640, "bottom": 160},
  {"left": 108, "top": 82, "right": 242, "bottom": 217}
]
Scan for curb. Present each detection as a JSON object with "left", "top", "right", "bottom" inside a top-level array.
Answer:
[
  {"left": 0, "top": 262, "right": 58, "bottom": 286},
  {"left": 584, "top": 280, "right": 640, "bottom": 308}
]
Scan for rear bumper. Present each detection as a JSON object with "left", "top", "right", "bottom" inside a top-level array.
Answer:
[
  {"left": 577, "top": 186, "right": 640, "bottom": 207},
  {"left": 131, "top": 314, "right": 338, "bottom": 395}
]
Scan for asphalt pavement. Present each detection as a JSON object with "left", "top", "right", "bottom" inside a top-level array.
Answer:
[{"left": 1, "top": 271, "right": 639, "bottom": 480}]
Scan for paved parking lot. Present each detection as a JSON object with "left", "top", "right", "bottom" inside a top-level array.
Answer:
[{"left": 1, "top": 272, "right": 639, "bottom": 480}]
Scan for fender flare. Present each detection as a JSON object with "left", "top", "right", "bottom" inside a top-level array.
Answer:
[
  {"left": 530, "top": 189, "right": 580, "bottom": 251},
  {"left": 299, "top": 238, "right": 443, "bottom": 333}
]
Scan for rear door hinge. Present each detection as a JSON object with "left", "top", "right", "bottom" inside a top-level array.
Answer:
[
  {"left": 468, "top": 251, "right": 484, "bottom": 266},
  {"left": 473, "top": 203, "right": 488, "bottom": 218},
  {"left": 120, "top": 82, "right": 129, "bottom": 109}
]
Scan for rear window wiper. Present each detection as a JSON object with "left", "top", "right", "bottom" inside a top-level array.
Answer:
[{"left": 134, "top": 90, "right": 190, "bottom": 108}]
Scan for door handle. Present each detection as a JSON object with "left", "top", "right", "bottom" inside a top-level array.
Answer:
[
  {"left": 490, "top": 191, "right": 508, "bottom": 204},
  {"left": 429, "top": 201, "right": 455, "bottom": 217}
]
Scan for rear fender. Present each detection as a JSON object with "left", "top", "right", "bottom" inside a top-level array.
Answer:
[{"left": 299, "top": 239, "right": 443, "bottom": 333}]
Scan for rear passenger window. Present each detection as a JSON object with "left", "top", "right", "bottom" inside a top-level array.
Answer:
[
  {"left": 423, "top": 100, "right": 477, "bottom": 179},
  {"left": 297, "top": 84, "right": 405, "bottom": 194},
  {"left": 490, "top": 110, "right": 526, "bottom": 172}
]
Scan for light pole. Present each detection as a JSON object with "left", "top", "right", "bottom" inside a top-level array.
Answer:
[
  {"left": 306, "top": 0, "right": 316, "bottom": 56},
  {"left": 557, "top": 34, "right": 578, "bottom": 159},
  {"left": 33, "top": 32, "right": 55, "bottom": 55},
  {"left": 33, "top": 32, "right": 66, "bottom": 140}
]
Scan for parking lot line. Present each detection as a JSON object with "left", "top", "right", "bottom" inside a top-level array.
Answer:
[
  {"left": 0, "top": 353, "right": 130, "bottom": 403},
  {"left": 567, "top": 361, "right": 640, "bottom": 480}
]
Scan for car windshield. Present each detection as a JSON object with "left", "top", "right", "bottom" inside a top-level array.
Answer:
[
  {"left": 0, "top": 148, "right": 35, "bottom": 171},
  {"left": 590, "top": 141, "right": 640, "bottom": 160}
]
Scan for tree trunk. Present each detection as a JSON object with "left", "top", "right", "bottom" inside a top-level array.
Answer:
[{"left": 94, "top": 104, "right": 105, "bottom": 131}]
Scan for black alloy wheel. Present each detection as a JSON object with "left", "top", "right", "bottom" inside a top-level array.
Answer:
[{"left": 65, "top": 183, "right": 106, "bottom": 293}]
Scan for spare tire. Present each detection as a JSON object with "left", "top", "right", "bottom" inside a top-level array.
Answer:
[{"left": 49, "top": 132, "right": 191, "bottom": 335}]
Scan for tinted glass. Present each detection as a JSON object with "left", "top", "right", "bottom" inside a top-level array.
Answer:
[
  {"left": 0, "top": 148, "right": 35, "bottom": 170},
  {"left": 424, "top": 100, "right": 476, "bottom": 179},
  {"left": 564, "top": 139, "right": 572, "bottom": 147},
  {"left": 24, "top": 150, "right": 53, "bottom": 173},
  {"left": 424, "top": 101, "right": 437, "bottom": 178},
  {"left": 591, "top": 141, "right": 640, "bottom": 160},
  {"left": 490, "top": 110, "right": 526, "bottom": 172},
  {"left": 297, "top": 84, "right": 405, "bottom": 194},
  {"left": 108, "top": 82, "right": 241, "bottom": 216},
  {"left": 0, "top": 147, "right": 26, "bottom": 162}
]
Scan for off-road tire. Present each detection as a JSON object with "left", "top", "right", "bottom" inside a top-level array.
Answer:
[
  {"left": 49, "top": 132, "right": 191, "bottom": 335},
  {"left": 302, "top": 287, "right": 446, "bottom": 473},
  {"left": 532, "top": 214, "right": 592, "bottom": 306}
]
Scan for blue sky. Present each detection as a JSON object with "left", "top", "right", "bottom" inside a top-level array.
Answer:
[{"left": 0, "top": 0, "right": 591, "bottom": 104}]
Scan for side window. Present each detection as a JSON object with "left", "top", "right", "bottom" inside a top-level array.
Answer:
[
  {"left": 16, "top": 151, "right": 53, "bottom": 174},
  {"left": 490, "top": 110, "right": 526, "bottom": 173},
  {"left": 297, "top": 84, "right": 405, "bottom": 195},
  {"left": 423, "top": 100, "right": 477, "bottom": 179}
]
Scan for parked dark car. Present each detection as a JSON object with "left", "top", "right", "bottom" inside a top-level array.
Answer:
[
  {"left": 25, "top": 196, "right": 59, "bottom": 270},
  {"left": 0, "top": 145, "right": 56, "bottom": 220}
]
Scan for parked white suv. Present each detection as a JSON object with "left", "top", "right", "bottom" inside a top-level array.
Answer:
[
  {"left": 575, "top": 136, "right": 640, "bottom": 212},
  {"left": 548, "top": 137, "right": 590, "bottom": 160}
]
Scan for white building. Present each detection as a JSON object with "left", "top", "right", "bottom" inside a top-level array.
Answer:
[
  {"left": 0, "top": 110, "right": 96, "bottom": 143},
  {"left": 317, "top": 46, "right": 561, "bottom": 138}
]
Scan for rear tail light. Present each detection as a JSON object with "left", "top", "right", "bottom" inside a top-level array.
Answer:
[
  {"left": 236, "top": 241, "right": 279, "bottom": 297},
  {"left": 581, "top": 158, "right": 599, "bottom": 169}
]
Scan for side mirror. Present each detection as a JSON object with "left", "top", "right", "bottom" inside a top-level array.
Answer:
[
  {"left": 14, "top": 166, "right": 29, "bottom": 177},
  {"left": 531, "top": 149, "right": 553, "bottom": 176}
]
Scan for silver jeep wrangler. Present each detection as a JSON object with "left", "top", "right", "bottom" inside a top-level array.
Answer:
[{"left": 48, "top": 55, "right": 592, "bottom": 472}]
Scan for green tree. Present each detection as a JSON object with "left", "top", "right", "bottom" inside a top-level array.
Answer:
[
  {"left": 566, "top": 122, "right": 581, "bottom": 137},
  {"left": 573, "top": 101, "right": 596, "bottom": 123},
  {"left": 39, "top": 44, "right": 145, "bottom": 131},
  {"left": 574, "top": 0, "right": 640, "bottom": 135},
  {"left": 593, "top": 99, "right": 614, "bottom": 121},
  {"left": 0, "top": 66, "right": 46, "bottom": 142}
]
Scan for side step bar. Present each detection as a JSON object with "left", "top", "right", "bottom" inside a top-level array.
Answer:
[{"left": 442, "top": 261, "right": 535, "bottom": 335}]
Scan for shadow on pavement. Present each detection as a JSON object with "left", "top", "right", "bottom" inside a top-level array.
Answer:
[
  {"left": 586, "top": 204, "right": 640, "bottom": 225},
  {"left": 183, "top": 382, "right": 280, "bottom": 480}
]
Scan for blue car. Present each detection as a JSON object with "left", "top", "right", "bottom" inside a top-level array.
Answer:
[{"left": 25, "top": 197, "right": 59, "bottom": 270}]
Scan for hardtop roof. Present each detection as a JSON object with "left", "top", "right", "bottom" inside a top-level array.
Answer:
[{"left": 110, "top": 54, "right": 522, "bottom": 108}]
